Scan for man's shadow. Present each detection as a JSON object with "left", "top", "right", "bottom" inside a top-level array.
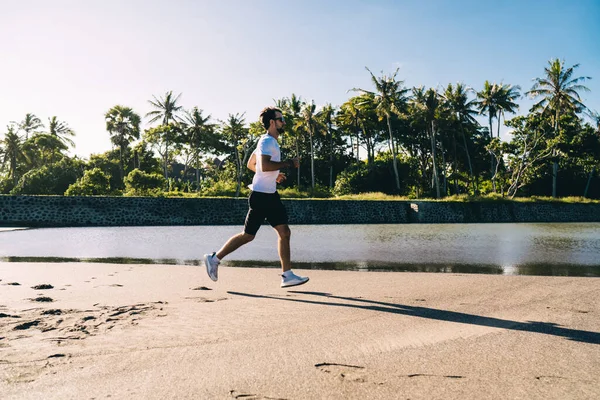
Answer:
[{"left": 227, "top": 290, "right": 600, "bottom": 344}]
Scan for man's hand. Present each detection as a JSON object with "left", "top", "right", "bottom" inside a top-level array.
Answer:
[
  {"left": 276, "top": 173, "right": 286, "bottom": 184},
  {"left": 287, "top": 157, "right": 300, "bottom": 168}
]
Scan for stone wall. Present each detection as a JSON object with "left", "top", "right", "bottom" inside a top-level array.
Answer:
[
  {"left": 406, "top": 201, "right": 600, "bottom": 223},
  {"left": 0, "top": 195, "right": 599, "bottom": 227}
]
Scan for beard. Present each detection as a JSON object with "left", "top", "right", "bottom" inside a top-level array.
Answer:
[{"left": 277, "top": 127, "right": 285, "bottom": 134}]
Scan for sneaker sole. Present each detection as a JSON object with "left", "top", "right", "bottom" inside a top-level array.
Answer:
[
  {"left": 281, "top": 277, "right": 309, "bottom": 288},
  {"left": 203, "top": 255, "right": 218, "bottom": 282}
]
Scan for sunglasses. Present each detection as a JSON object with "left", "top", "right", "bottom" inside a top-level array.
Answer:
[{"left": 273, "top": 116, "right": 285, "bottom": 122}]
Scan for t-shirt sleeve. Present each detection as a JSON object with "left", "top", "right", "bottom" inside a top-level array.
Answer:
[{"left": 258, "top": 137, "right": 277, "bottom": 158}]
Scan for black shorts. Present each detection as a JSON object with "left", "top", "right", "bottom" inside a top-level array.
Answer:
[{"left": 244, "top": 191, "right": 288, "bottom": 235}]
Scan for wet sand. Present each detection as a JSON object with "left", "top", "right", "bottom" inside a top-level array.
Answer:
[{"left": 1, "top": 262, "right": 599, "bottom": 399}]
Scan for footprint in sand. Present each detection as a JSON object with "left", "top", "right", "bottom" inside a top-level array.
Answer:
[
  {"left": 315, "top": 362, "right": 369, "bottom": 383},
  {"left": 229, "top": 389, "right": 287, "bottom": 400},
  {"left": 0, "top": 313, "right": 21, "bottom": 319},
  {"left": 13, "top": 320, "right": 41, "bottom": 331},
  {"left": 1, "top": 303, "right": 168, "bottom": 350},
  {"left": 29, "top": 297, "right": 54, "bottom": 303},
  {"left": 400, "top": 373, "right": 465, "bottom": 379},
  {"left": 31, "top": 284, "right": 54, "bottom": 290},
  {"left": 191, "top": 286, "right": 212, "bottom": 291},
  {"left": 184, "top": 296, "right": 227, "bottom": 303},
  {"left": 93, "top": 284, "right": 124, "bottom": 288},
  {"left": 41, "top": 309, "right": 63, "bottom": 316}
]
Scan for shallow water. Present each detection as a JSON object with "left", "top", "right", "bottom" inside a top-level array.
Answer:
[{"left": 1, "top": 223, "right": 599, "bottom": 276}]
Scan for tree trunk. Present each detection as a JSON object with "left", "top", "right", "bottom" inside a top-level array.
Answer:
[
  {"left": 365, "top": 135, "right": 373, "bottom": 166},
  {"left": 430, "top": 120, "right": 441, "bottom": 198},
  {"left": 355, "top": 130, "right": 360, "bottom": 162},
  {"left": 584, "top": 167, "right": 595, "bottom": 198},
  {"left": 118, "top": 127, "right": 125, "bottom": 185},
  {"left": 349, "top": 133, "right": 355, "bottom": 162},
  {"left": 119, "top": 145, "right": 125, "bottom": 184},
  {"left": 296, "top": 138, "right": 300, "bottom": 189},
  {"left": 235, "top": 148, "right": 242, "bottom": 198},
  {"left": 386, "top": 117, "right": 401, "bottom": 191},
  {"left": 552, "top": 110, "right": 560, "bottom": 198},
  {"left": 460, "top": 125, "right": 476, "bottom": 194},
  {"left": 328, "top": 123, "right": 334, "bottom": 188},
  {"left": 163, "top": 136, "right": 169, "bottom": 180},
  {"left": 489, "top": 115, "right": 496, "bottom": 193},
  {"left": 11, "top": 156, "right": 18, "bottom": 187},
  {"left": 497, "top": 110, "right": 502, "bottom": 138},
  {"left": 195, "top": 150, "right": 201, "bottom": 192},
  {"left": 439, "top": 129, "right": 447, "bottom": 196},
  {"left": 452, "top": 131, "right": 459, "bottom": 194},
  {"left": 309, "top": 129, "right": 315, "bottom": 189},
  {"left": 552, "top": 158, "right": 558, "bottom": 198}
]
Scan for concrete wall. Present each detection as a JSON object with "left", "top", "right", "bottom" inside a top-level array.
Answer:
[{"left": 0, "top": 195, "right": 599, "bottom": 227}]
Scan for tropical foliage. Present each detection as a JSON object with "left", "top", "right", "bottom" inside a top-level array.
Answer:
[{"left": 1, "top": 58, "right": 598, "bottom": 199}]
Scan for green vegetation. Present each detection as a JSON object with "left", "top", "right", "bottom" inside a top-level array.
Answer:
[{"left": 1, "top": 59, "right": 598, "bottom": 200}]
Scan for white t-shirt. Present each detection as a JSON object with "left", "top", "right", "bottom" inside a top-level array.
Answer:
[{"left": 249, "top": 133, "right": 281, "bottom": 193}]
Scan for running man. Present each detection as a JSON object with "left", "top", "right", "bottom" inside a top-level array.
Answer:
[{"left": 203, "top": 106, "right": 309, "bottom": 288}]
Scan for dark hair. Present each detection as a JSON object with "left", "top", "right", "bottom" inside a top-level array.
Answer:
[{"left": 259, "top": 107, "right": 282, "bottom": 130}]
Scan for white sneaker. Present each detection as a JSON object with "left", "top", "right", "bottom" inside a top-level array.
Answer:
[
  {"left": 281, "top": 271, "right": 309, "bottom": 288},
  {"left": 203, "top": 253, "right": 219, "bottom": 282}
]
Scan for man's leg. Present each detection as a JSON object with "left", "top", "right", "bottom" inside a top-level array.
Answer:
[
  {"left": 204, "top": 231, "right": 254, "bottom": 282},
  {"left": 204, "top": 199, "right": 260, "bottom": 282},
  {"left": 273, "top": 224, "right": 291, "bottom": 272},
  {"left": 274, "top": 224, "right": 309, "bottom": 288},
  {"left": 216, "top": 232, "right": 255, "bottom": 260}
]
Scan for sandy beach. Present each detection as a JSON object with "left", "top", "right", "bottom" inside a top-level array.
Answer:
[{"left": 1, "top": 262, "right": 599, "bottom": 399}]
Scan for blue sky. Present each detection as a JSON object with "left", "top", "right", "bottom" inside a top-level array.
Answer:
[{"left": 2, "top": 0, "right": 599, "bottom": 158}]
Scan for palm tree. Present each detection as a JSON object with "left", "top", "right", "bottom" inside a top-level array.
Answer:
[
  {"left": 105, "top": 105, "right": 141, "bottom": 182},
  {"left": 221, "top": 113, "right": 250, "bottom": 197},
  {"left": 412, "top": 87, "right": 442, "bottom": 198},
  {"left": 288, "top": 94, "right": 304, "bottom": 188},
  {"left": 337, "top": 97, "right": 363, "bottom": 163},
  {"left": 583, "top": 110, "right": 600, "bottom": 198},
  {"left": 146, "top": 91, "right": 183, "bottom": 126},
  {"left": 47, "top": 116, "right": 75, "bottom": 147},
  {"left": 144, "top": 91, "right": 184, "bottom": 180},
  {"left": 42, "top": 116, "right": 76, "bottom": 164},
  {"left": 477, "top": 81, "right": 503, "bottom": 192},
  {"left": 143, "top": 123, "right": 181, "bottom": 180},
  {"left": 352, "top": 67, "right": 409, "bottom": 191},
  {"left": 27, "top": 133, "right": 69, "bottom": 167},
  {"left": 1, "top": 125, "right": 24, "bottom": 186},
  {"left": 477, "top": 81, "right": 499, "bottom": 139},
  {"left": 14, "top": 113, "right": 44, "bottom": 140},
  {"left": 181, "top": 107, "right": 214, "bottom": 191},
  {"left": 442, "top": 83, "right": 480, "bottom": 193},
  {"left": 527, "top": 58, "right": 591, "bottom": 197},
  {"left": 295, "top": 100, "right": 322, "bottom": 189},
  {"left": 273, "top": 97, "right": 291, "bottom": 158},
  {"left": 495, "top": 83, "right": 521, "bottom": 137},
  {"left": 318, "top": 103, "right": 335, "bottom": 188}
]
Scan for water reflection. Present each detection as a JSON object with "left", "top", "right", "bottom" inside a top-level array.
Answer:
[
  {"left": 1, "top": 256, "right": 599, "bottom": 277},
  {"left": 1, "top": 223, "right": 599, "bottom": 277}
]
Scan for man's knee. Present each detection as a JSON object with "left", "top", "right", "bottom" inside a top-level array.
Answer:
[
  {"left": 275, "top": 225, "right": 291, "bottom": 240},
  {"left": 240, "top": 232, "right": 255, "bottom": 244}
]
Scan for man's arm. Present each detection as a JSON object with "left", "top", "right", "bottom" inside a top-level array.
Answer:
[
  {"left": 260, "top": 155, "right": 299, "bottom": 171},
  {"left": 247, "top": 152, "right": 257, "bottom": 172}
]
